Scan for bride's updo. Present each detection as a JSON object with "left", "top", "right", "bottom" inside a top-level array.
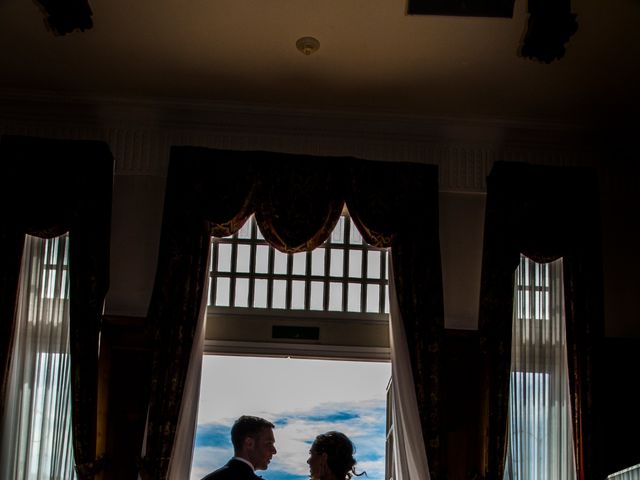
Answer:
[{"left": 311, "top": 431, "right": 365, "bottom": 480}]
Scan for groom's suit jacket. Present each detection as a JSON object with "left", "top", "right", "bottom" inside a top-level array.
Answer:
[{"left": 201, "top": 458, "right": 262, "bottom": 480}]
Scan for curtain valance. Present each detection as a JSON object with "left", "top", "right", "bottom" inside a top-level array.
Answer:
[
  {"left": 479, "top": 161, "right": 604, "bottom": 480},
  {"left": 0, "top": 135, "right": 113, "bottom": 479},
  {"left": 484, "top": 161, "right": 600, "bottom": 265},
  {"left": 159, "top": 147, "right": 435, "bottom": 251},
  {"left": 142, "top": 146, "right": 444, "bottom": 479}
]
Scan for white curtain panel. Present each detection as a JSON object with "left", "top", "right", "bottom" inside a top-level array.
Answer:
[
  {"left": 389, "top": 254, "right": 431, "bottom": 480},
  {"left": 504, "top": 255, "right": 576, "bottom": 480},
  {"left": 166, "top": 244, "right": 211, "bottom": 480},
  {"left": 608, "top": 464, "right": 640, "bottom": 480},
  {"left": 0, "top": 234, "right": 76, "bottom": 480}
]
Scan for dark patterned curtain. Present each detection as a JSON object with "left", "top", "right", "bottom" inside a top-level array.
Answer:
[
  {"left": 0, "top": 135, "right": 113, "bottom": 479},
  {"left": 140, "top": 147, "right": 445, "bottom": 480},
  {"left": 478, "top": 161, "right": 604, "bottom": 480}
]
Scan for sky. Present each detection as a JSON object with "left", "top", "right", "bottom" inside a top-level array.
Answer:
[{"left": 191, "top": 356, "right": 392, "bottom": 480}]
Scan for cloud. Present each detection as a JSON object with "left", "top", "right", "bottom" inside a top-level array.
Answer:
[
  {"left": 191, "top": 446, "right": 232, "bottom": 480},
  {"left": 264, "top": 399, "right": 386, "bottom": 479},
  {"left": 192, "top": 398, "right": 388, "bottom": 479},
  {"left": 197, "top": 356, "right": 391, "bottom": 425},
  {"left": 194, "top": 423, "right": 232, "bottom": 449},
  {"left": 192, "top": 358, "right": 391, "bottom": 480}
]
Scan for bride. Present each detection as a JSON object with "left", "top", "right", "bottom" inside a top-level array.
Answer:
[{"left": 306, "top": 431, "right": 366, "bottom": 480}]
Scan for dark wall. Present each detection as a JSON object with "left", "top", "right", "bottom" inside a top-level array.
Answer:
[{"left": 602, "top": 337, "right": 640, "bottom": 475}]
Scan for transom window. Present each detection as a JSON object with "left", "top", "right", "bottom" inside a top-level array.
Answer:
[{"left": 209, "top": 211, "right": 389, "bottom": 316}]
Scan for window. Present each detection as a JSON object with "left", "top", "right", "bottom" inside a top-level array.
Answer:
[
  {"left": 209, "top": 211, "right": 389, "bottom": 315},
  {"left": 192, "top": 356, "right": 391, "bottom": 480},
  {"left": 0, "top": 235, "right": 76, "bottom": 480},
  {"left": 204, "top": 211, "right": 391, "bottom": 361},
  {"left": 504, "top": 255, "right": 576, "bottom": 480},
  {"left": 194, "top": 212, "right": 393, "bottom": 479}
]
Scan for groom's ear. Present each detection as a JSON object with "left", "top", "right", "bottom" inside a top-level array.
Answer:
[{"left": 244, "top": 436, "right": 256, "bottom": 450}]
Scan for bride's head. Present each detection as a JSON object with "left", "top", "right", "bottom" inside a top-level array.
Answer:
[{"left": 307, "top": 431, "right": 364, "bottom": 480}]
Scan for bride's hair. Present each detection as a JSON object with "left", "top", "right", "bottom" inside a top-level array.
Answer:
[{"left": 312, "top": 431, "right": 366, "bottom": 480}]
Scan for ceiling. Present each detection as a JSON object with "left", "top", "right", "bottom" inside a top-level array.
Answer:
[{"left": 0, "top": 0, "right": 638, "bottom": 128}]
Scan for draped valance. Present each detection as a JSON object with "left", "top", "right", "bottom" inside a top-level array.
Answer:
[
  {"left": 0, "top": 135, "right": 113, "bottom": 479},
  {"left": 142, "top": 146, "right": 444, "bottom": 479},
  {"left": 158, "top": 147, "right": 435, "bottom": 250}
]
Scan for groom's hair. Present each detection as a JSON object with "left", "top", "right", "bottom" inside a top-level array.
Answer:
[{"left": 231, "top": 415, "right": 275, "bottom": 452}]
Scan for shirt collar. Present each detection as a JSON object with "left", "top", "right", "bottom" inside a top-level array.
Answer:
[{"left": 232, "top": 456, "right": 255, "bottom": 471}]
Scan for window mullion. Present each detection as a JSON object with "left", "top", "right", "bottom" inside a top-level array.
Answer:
[
  {"left": 229, "top": 236, "right": 238, "bottom": 306},
  {"left": 360, "top": 245, "right": 368, "bottom": 314},
  {"left": 304, "top": 251, "right": 311, "bottom": 310},
  {"left": 380, "top": 248, "right": 387, "bottom": 314},
  {"left": 286, "top": 252, "right": 293, "bottom": 310},
  {"left": 267, "top": 243, "right": 274, "bottom": 309},
  {"left": 248, "top": 221, "right": 257, "bottom": 308},
  {"left": 210, "top": 240, "right": 218, "bottom": 305}
]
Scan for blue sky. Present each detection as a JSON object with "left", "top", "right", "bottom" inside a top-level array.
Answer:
[{"left": 191, "top": 356, "right": 391, "bottom": 480}]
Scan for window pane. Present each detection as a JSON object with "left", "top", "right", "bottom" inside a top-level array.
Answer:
[
  {"left": 274, "top": 250, "right": 288, "bottom": 275},
  {"left": 237, "top": 221, "right": 252, "bottom": 239},
  {"left": 42, "top": 270, "right": 57, "bottom": 298},
  {"left": 329, "top": 249, "right": 344, "bottom": 277},
  {"left": 349, "top": 250, "right": 362, "bottom": 278},
  {"left": 312, "top": 249, "right": 325, "bottom": 276},
  {"left": 348, "top": 283, "right": 361, "bottom": 312},
  {"left": 310, "top": 282, "right": 324, "bottom": 310},
  {"left": 234, "top": 278, "right": 249, "bottom": 307},
  {"left": 384, "top": 285, "right": 390, "bottom": 314},
  {"left": 292, "top": 252, "right": 306, "bottom": 275},
  {"left": 272, "top": 280, "right": 287, "bottom": 309},
  {"left": 329, "top": 282, "right": 343, "bottom": 311},
  {"left": 349, "top": 224, "right": 363, "bottom": 244},
  {"left": 217, "top": 244, "right": 232, "bottom": 272},
  {"left": 255, "top": 246, "right": 269, "bottom": 274},
  {"left": 215, "top": 277, "right": 230, "bottom": 306},
  {"left": 331, "top": 216, "right": 345, "bottom": 243},
  {"left": 236, "top": 245, "right": 251, "bottom": 273},
  {"left": 256, "top": 224, "right": 265, "bottom": 240},
  {"left": 368, "top": 251, "right": 381, "bottom": 279},
  {"left": 291, "top": 280, "right": 306, "bottom": 309},
  {"left": 253, "top": 279, "right": 268, "bottom": 308},
  {"left": 366, "top": 285, "right": 380, "bottom": 313}
]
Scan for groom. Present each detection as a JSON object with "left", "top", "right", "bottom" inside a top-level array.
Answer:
[{"left": 201, "top": 415, "right": 277, "bottom": 480}]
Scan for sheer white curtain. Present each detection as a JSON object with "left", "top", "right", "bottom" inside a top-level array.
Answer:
[
  {"left": 608, "top": 464, "right": 640, "bottom": 480},
  {"left": 165, "top": 247, "right": 211, "bottom": 480},
  {"left": 388, "top": 254, "right": 431, "bottom": 480},
  {"left": 504, "top": 255, "right": 576, "bottom": 480},
  {"left": 0, "top": 234, "right": 76, "bottom": 480}
]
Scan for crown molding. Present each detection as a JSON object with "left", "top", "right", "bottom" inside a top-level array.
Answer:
[
  {"left": 0, "top": 88, "right": 597, "bottom": 143},
  {"left": 0, "top": 88, "right": 598, "bottom": 190}
]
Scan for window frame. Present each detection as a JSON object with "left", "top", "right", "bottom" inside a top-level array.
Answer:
[{"left": 204, "top": 211, "right": 392, "bottom": 362}]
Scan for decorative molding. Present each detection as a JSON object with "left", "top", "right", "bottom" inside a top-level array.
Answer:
[{"left": 0, "top": 89, "right": 598, "bottom": 192}]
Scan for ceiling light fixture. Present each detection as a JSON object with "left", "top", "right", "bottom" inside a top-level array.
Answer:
[{"left": 296, "top": 36, "right": 320, "bottom": 55}]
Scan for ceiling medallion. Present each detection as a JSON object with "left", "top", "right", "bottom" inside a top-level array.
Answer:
[{"left": 296, "top": 36, "right": 320, "bottom": 56}]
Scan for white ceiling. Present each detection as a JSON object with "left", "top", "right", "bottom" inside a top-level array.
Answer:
[{"left": 0, "top": 0, "right": 638, "bottom": 127}]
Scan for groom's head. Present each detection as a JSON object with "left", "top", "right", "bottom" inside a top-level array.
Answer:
[{"left": 231, "top": 415, "right": 276, "bottom": 471}]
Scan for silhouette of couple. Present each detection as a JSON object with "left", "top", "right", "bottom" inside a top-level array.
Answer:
[{"left": 201, "top": 415, "right": 364, "bottom": 480}]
